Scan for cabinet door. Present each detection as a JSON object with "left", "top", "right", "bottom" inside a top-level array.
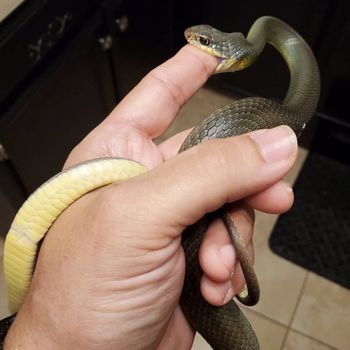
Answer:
[
  {"left": 108, "top": 0, "right": 174, "bottom": 99},
  {"left": 1, "top": 16, "right": 116, "bottom": 193}
]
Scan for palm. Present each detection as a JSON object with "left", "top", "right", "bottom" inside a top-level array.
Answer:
[
  {"left": 64, "top": 123, "right": 195, "bottom": 349},
  {"left": 62, "top": 46, "right": 218, "bottom": 349}
]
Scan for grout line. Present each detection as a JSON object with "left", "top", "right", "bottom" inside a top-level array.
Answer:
[
  {"left": 243, "top": 307, "right": 288, "bottom": 329},
  {"left": 289, "top": 328, "right": 340, "bottom": 350},
  {"left": 279, "top": 271, "right": 309, "bottom": 350},
  {"left": 280, "top": 329, "right": 291, "bottom": 349},
  {"left": 246, "top": 306, "right": 340, "bottom": 350}
]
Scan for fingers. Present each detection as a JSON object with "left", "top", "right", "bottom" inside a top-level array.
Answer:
[
  {"left": 199, "top": 204, "right": 254, "bottom": 282},
  {"left": 158, "top": 128, "right": 192, "bottom": 159},
  {"left": 114, "top": 125, "right": 297, "bottom": 307},
  {"left": 64, "top": 45, "right": 217, "bottom": 169},
  {"left": 98, "top": 125, "right": 297, "bottom": 306},
  {"left": 246, "top": 179, "right": 294, "bottom": 213},
  {"left": 113, "top": 126, "right": 298, "bottom": 237},
  {"left": 199, "top": 203, "right": 255, "bottom": 306},
  {"left": 198, "top": 180, "right": 294, "bottom": 306},
  {"left": 101, "top": 45, "right": 217, "bottom": 139}
]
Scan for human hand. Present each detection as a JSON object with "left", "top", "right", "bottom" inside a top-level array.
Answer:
[{"left": 5, "top": 45, "right": 298, "bottom": 350}]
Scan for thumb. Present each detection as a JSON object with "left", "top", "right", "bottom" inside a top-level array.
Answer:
[{"left": 113, "top": 125, "right": 298, "bottom": 236}]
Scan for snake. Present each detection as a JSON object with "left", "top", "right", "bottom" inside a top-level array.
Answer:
[{"left": 1, "top": 16, "right": 319, "bottom": 349}]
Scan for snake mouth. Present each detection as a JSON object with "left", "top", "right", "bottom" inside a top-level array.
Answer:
[
  {"left": 184, "top": 28, "right": 243, "bottom": 73},
  {"left": 185, "top": 29, "right": 226, "bottom": 57},
  {"left": 216, "top": 57, "right": 229, "bottom": 72},
  {"left": 185, "top": 30, "right": 228, "bottom": 72}
]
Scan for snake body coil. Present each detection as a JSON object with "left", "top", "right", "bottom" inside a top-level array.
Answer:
[
  {"left": 180, "top": 16, "right": 320, "bottom": 349},
  {"left": 2, "top": 16, "right": 320, "bottom": 349}
]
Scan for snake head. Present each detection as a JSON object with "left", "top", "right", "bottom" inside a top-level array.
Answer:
[{"left": 185, "top": 25, "right": 255, "bottom": 73}]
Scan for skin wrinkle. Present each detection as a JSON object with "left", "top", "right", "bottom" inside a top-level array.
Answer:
[
  {"left": 107, "top": 178, "right": 184, "bottom": 240},
  {"left": 80, "top": 261, "right": 184, "bottom": 348},
  {"left": 94, "top": 236, "right": 182, "bottom": 281},
  {"left": 157, "top": 308, "right": 193, "bottom": 350},
  {"left": 147, "top": 71, "right": 187, "bottom": 117},
  {"left": 86, "top": 184, "right": 182, "bottom": 259},
  {"left": 246, "top": 179, "right": 294, "bottom": 213},
  {"left": 88, "top": 255, "right": 183, "bottom": 312},
  {"left": 183, "top": 137, "right": 258, "bottom": 209},
  {"left": 34, "top": 211, "right": 184, "bottom": 348},
  {"left": 107, "top": 131, "right": 158, "bottom": 168},
  {"left": 111, "top": 46, "right": 216, "bottom": 141}
]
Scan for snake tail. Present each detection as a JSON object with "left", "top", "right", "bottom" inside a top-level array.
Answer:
[{"left": 4, "top": 158, "right": 146, "bottom": 313}]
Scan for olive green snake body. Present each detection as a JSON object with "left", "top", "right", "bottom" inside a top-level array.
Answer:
[{"left": 1, "top": 16, "right": 320, "bottom": 349}]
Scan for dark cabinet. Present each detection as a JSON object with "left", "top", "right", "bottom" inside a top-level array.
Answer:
[
  {"left": 1, "top": 16, "right": 116, "bottom": 193},
  {"left": 0, "top": 9, "right": 117, "bottom": 236},
  {"left": 108, "top": 0, "right": 174, "bottom": 99},
  {"left": 0, "top": 159, "right": 26, "bottom": 236},
  {"left": 0, "top": 0, "right": 175, "bottom": 237}
]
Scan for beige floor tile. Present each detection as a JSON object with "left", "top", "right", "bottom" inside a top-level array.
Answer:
[
  {"left": 244, "top": 309, "right": 287, "bottom": 350},
  {"left": 291, "top": 273, "right": 350, "bottom": 350},
  {"left": 192, "top": 333, "right": 212, "bottom": 350},
  {"left": 192, "top": 308, "right": 287, "bottom": 350},
  {"left": 242, "top": 147, "right": 309, "bottom": 326},
  {"left": 157, "top": 87, "right": 233, "bottom": 143},
  {"left": 0, "top": 0, "right": 25, "bottom": 22},
  {"left": 247, "top": 212, "right": 307, "bottom": 326},
  {"left": 283, "top": 329, "right": 338, "bottom": 350}
]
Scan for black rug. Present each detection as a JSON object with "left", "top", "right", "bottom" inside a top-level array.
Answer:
[{"left": 269, "top": 151, "right": 350, "bottom": 289}]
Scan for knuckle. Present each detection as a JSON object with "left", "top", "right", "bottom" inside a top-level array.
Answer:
[
  {"left": 188, "top": 136, "right": 257, "bottom": 186},
  {"left": 147, "top": 69, "right": 186, "bottom": 109},
  {"left": 195, "top": 139, "right": 234, "bottom": 174}
]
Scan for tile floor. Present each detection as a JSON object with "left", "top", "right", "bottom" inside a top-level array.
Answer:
[
  {"left": 0, "top": 0, "right": 25, "bottom": 23},
  {"left": 1, "top": 87, "right": 349, "bottom": 349}
]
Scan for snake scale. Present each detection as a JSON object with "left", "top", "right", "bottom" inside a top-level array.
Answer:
[{"left": 1, "top": 16, "right": 319, "bottom": 349}]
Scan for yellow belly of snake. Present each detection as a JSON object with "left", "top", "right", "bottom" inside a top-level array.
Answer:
[
  {"left": 3, "top": 16, "right": 320, "bottom": 349},
  {"left": 4, "top": 158, "right": 147, "bottom": 310}
]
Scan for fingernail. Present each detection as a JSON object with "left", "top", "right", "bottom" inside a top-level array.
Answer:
[
  {"left": 223, "top": 285, "right": 234, "bottom": 304},
  {"left": 249, "top": 126, "right": 297, "bottom": 163},
  {"left": 216, "top": 280, "right": 234, "bottom": 304},
  {"left": 218, "top": 245, "right": 236, "bottom": 274}
]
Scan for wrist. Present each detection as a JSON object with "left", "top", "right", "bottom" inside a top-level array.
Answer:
[
  {"left": 4, "top": 288, "right": 84, "bottom": 350},
  {"left": 4, "top": 302, "right": 63, "bottom": 350}
]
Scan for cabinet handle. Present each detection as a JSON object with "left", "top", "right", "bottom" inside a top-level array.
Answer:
[
  {"left": 115, "top": 16, "right": 129, "bottom": 33},
  {"left": 98, "top": 35, "right": 113, "bottom": 50}
]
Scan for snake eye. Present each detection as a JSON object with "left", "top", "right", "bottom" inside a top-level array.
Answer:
[{"left": 199, "top": 36, "right": 211, "bottom": 46}]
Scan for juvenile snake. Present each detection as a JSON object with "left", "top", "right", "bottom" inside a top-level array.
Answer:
[{"left": 1, "top": 16, "right": 319, "bottom": 349}]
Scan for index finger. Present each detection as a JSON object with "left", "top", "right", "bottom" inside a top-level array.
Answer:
[{"left": 100, "top": 45, "right": 218, "bottom": 139}]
